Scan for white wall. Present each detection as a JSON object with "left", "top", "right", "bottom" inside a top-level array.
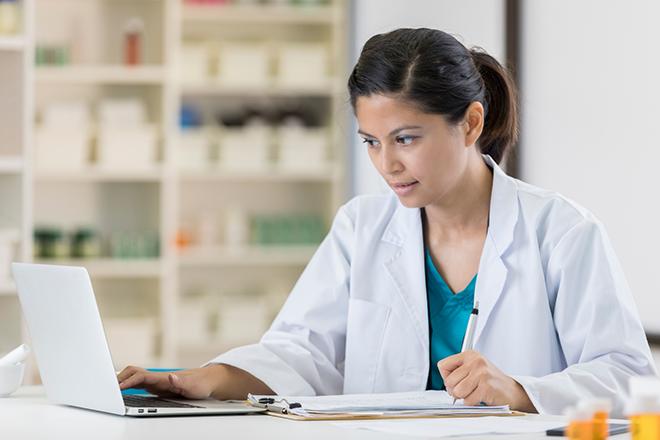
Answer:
[
  {"left": 520, "top": 1, "right": 660, "bottom": 333},
  {"left": 349, "top": 0, "right": 506, "bottom": 196}
]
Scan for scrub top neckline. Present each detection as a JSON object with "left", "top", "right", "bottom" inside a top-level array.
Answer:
[{"left": 425, "top": 248, "right": 477, "bottom": 299}]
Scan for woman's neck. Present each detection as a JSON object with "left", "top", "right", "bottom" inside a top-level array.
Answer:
[{"left": 423, "top": 154, "right": 493, "bottom": 237}]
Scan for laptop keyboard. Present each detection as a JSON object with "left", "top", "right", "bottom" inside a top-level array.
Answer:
[{"left": 123, "top": 394, "right": 203, "bottom": 409}]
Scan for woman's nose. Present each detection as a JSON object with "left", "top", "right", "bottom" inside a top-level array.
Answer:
[{"left": 380, "top": 147, "right": 403, "bottom": 175}]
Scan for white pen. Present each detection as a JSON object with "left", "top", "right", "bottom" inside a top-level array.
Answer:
[{"left": 452, "top": 301, "right": 479, "bottom": 404}]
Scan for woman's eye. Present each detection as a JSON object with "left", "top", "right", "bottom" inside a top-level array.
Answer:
[
  {"left": 396, "top": 135, "right": 416, "bottom": 145},
  {"left": 362, "top": 138, "right": 379, "bottom": 148}
]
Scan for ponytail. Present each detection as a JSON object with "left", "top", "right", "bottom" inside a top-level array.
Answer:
[{"left": 470, "top": 48, "right": 519, "bottom": 164}]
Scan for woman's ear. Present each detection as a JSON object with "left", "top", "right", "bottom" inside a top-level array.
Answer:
[{"left": 463, "top": 101, "right": 485, "bottom": 148}]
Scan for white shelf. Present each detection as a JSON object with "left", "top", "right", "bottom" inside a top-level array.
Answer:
[
  {"left": 178, "top": 166, "right": 338, "bottom": 183},
  {"left": 0, "top": 156, "right": 24, "bottom": 173},
  {"left": 35, "top": 65, "right": 167, "bottom": 85},
  {"left": 0, "top": 36, "right": 25, "bottom": 51},
  {"left": 180, "top": 81, "right": 339, "bottom": 98},
  {"left": 182, "top": 4, "right": 336, "bottom": 25},
  {"left": 32, "top": 259, "right": 163, "bottom": 278},
  {"left": 35, "top": 167, "right": 165, "bottom": 183},
  {"left": 178, "top": 245, "right": 317, "bottom": 267}
]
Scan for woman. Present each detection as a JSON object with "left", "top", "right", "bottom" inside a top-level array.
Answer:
[{"left": 118, "top": 28, "right": 655, "bottom": 416}]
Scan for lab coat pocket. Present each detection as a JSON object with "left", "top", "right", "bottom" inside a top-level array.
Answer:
[{"left": 343, "top": 298, "right": 391, "bottom": 394}]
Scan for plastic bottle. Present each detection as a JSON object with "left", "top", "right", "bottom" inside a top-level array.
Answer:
[
  {"left": 628, "top": 376, "right": 660, "bottom": 440},
  {"left": 590, "top": 399, "right": 612, "bottom": 440},
  {"left": 565, "top": 405, "right": 594, "bottom": 440},
  {"left": 575, "top": 399, "right": 611, "bottom": 440}
]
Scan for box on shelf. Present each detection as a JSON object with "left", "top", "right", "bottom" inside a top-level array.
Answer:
[
  {"left": 181, "top": 44, "right": 210, "bottom": 84},
  {"left": 277, "top": 126, "right": 328, "bottom": 170},
  {"left": 41, "top": 101, "right": 91, "bottom": 127},
  {"left": 276, "top": 43, "right": 329, "bottom": 88},
  {"left": 104, "top": 318, "right": 157, "bottom": 369},
  {"left": 216, "top": 43, "right": 271, "bottom": 88},
  {"left": 35, "top": 127, "right": 91, "bottom": 171},
  {"left": 219, "top": 125, "right": 271, "bottom": 171},
  {"left": 98, "top": 99, "right": 147, "bottom": 127},
  {"left": 177, "top": 129, "right": 212, "bottom": 170},
  {"left": 97, "top": 124, "right": 159, "bottom": 171},
  {"left": 0, "top": 0, "right": 20, "bottom": 36}
]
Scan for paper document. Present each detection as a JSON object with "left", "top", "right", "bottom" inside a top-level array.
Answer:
[
  {"left": 333, "top": 417, "right": 565, "bottom": 437},
  {"left": 248, "top": 390, "right": 511, "bottom": 417}
]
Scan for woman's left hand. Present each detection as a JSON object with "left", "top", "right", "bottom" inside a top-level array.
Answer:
[{"left": 438, "top": 350, "right": 536, "bottom": 412}]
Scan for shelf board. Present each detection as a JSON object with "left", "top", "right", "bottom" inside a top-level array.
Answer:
[
  {"left": 0, "top": 36, "right": 25, "bottom": 51},
  {"left": 180, "top": 81, "right": 339, "bottom": 98},
  {"left": 178, "top": 166, "right": 338, "bottom": 183},
  {"left": 178, "top": 245, "right": 317, "bottom": 267},
  {"left": 32, "top": 258, "right": 163, "bottom": 278},
  {"left": 35, "top": 65, "right": 167, "bottom": 85},
  {"left": 182, "top": 4, "right": 335, "bottom": 25},
  {"left": 0, "top": 157, "right": 24, "bottom": 174},
  {"left": 35, "top": 167, "right": 164, "bottom": 183}
]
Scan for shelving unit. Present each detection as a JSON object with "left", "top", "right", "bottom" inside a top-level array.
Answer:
[
  {"left": 0, "top": 0, "right": 34, "bottom": 376},
  {"left": 35, "top": 65, "right": 167, "bottom": 85},
  {"left": 32, "top": 258, "right": 163, "bottom": 278},
  {"left": 178, "top": 245, "right": 318, "bottom": 267},
  {"left": 9, "top": 0, "right": 348, "bottom": 375},
  {"left": 173, "top": 0, "right": 348, "bottom": 367},
  {"left": 0, "top": 36, "right": 26, "bottom": 51},
  {"left": 30, "top": 0, "right": 176, "bottom": 372}
]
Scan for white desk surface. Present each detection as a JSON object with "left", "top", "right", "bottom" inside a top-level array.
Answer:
[{"left": 0, "top": 387, "right": 630, "bottom": 440}]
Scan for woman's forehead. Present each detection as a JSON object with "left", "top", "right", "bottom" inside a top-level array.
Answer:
[{"left": 355, "top": 95, "right": 446, "bottom": 134}]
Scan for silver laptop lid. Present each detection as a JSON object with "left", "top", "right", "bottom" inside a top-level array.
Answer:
[{"left": 12, "top": 263, "right": 126, "bottom": 415}]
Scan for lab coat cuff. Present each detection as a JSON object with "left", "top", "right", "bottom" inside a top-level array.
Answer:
[
  {"left": 202, "top": 343, "right": 316, "bottom": 396},
  {"left": 510, "top": 375, "right": 544, "bottom": 414}
]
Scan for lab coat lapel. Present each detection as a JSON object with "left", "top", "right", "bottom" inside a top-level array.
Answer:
[
  {"left": 473, "top": 156, "right": 520, "bottom": 346},
  {"left": 381, "top": 204, "right": 429, "bottom": 353}
]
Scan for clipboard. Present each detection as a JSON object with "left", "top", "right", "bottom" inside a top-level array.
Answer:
[{"left": 250, "top": 396, "right": 526, "bottom": 421}]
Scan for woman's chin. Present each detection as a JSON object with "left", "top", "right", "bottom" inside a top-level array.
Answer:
[{"left": 394, "top": 194, "right": 425, "bottom": 209}]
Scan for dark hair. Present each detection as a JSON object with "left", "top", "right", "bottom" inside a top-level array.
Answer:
[{"left": 348, "top": 28, "right": 518, "bottom": 164}]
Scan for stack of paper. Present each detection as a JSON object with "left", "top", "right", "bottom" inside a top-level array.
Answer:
[{"left": 248, "top": 390, "right": 513, "bottom": 418}]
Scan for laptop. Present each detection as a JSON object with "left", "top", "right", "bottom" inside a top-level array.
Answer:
[{"left": 11, "top": 262, "right": 267, "bottom": 417}]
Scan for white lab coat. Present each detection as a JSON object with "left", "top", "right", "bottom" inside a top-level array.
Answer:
[{"left": 209, "top": 155, "right": 656, "bottom": 416}]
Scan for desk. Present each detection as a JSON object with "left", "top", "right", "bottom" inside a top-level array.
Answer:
[{"left": 0, "top": 387, "right": 630, "bottom": 439}]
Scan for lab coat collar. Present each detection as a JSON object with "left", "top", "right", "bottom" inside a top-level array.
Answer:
[{"left": 381, "top": 154, "right": 520, "bottom": 352}]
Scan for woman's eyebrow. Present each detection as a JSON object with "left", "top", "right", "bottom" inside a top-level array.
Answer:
[{"left": 357, "top": 125, "right": 423, "bottom": 138}]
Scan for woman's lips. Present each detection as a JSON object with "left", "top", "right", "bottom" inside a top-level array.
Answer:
[{"left": 390, "top": 181, "right": 419, "bottom": 196}]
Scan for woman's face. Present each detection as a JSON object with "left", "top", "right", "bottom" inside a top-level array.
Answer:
[{"left": 355, "top": 94, "right": 477, "bottom": 208}]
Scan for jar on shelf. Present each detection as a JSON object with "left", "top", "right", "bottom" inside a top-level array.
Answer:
[
  {"left": 34, "top": 228, "right": 68, "bottom": 259},
  {"left": 70, "top": 228, "right": 102, "bottom": 259}
]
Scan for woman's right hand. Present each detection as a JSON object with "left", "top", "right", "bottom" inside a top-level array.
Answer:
[{"left": 117, "top": 365, "right": 224, "bottom": 400}]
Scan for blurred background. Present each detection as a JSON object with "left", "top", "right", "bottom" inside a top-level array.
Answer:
[{"left": 0, "top": 0, "right": 658, "bottom": 383}]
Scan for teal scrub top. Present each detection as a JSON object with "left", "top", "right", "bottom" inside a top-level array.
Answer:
[{"left": 425, "top": 247, "right": 477, "bottom": 390}]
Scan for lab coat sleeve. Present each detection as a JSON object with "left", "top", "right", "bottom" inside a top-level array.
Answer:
[
  {"left": 512, "top": 218, "right": 657, "bottom": 416},
  {"left": 204, "top": 199, "right": 356, "bottom": 396}
]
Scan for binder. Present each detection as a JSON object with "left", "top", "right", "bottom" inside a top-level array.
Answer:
[{"left": 247, "top": 393, "right": 526, "bottom": 421}]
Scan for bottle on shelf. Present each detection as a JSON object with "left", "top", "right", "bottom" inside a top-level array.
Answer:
[{"left": 123, "top": 17, "right": 144, "bottom": 66}]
